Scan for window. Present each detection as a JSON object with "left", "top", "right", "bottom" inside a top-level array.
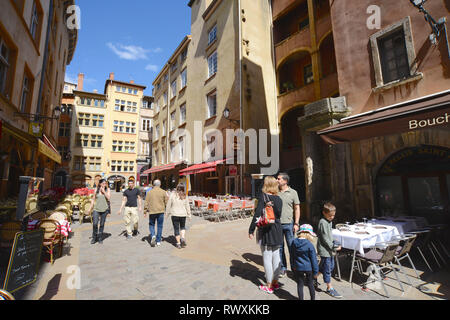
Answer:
[
  {"left": 115, "top": 99, "right": 126, "bottom": 112},
  {"left": 180, "top": 103, "right": 186, "bottom": 124},
  {"left": 82, "top": 134, "right": 89, "bottom": 147},
  {"left": 171, "top": 80, "right": 177, "bottom": 99},
  {"left": 20, "top": 73, "right": 32, "bottom": 112},
  {"left": 207, "top": 91, "right": 217, "bottom": 118},
  {"left": 170, "top": 111, "right": 176, "bottom": 131},
  {"left": 208, "top": 25, "right": 217, "bottom": 45},
  {"left": 78, "top": 113, "right": 90, "bottom": 126},
  {"left": 80, "top": 97, "right": 86, "bottom": 105},
  {"left": 378, "top": 29, "right": 410, "bottom": 84},
  {"left": 132, "top": 102, "right": 137, "bottom": 113},
  {"left": 181, "top": 48, "right": 187, "bottom": 62},
  {"left": 163, "top": 74, "right": 168, "bottom": 82},
  {"left": 208, "top": 51, "right": 217, "bottom": 77},
  {"left": 163, "top": 91, "right": 168, "bottom": 106},
  {"left": 141, "top": 142, "right": 150, "bottom": 155},
  {"left": 133, "top": 89, "right": 138, "bottom": 95},
  {"left": 162, "top": 120, "right": 167, "bottom": 136},
  {"left": 128, "top": 88, "right": 132, "bottom": 94},
  {"left": 171, "top": 62, "right": 177, "bottom": 73},
  {"left": 116, "top": 86, "right": 121, "bottom": 92},
  {"left": 0, "top": 35, "right": 12, "bottom": 97},
  {"left": 179, "top": 136, "right": 185, "bottom": 160},
  {"left": 162, "top": 147, "right": 166, "bottom": 164},
  {"left": 142, "top": 118, "right": 152, "bottom": 132},
  {"left": 170, "top": 142, "right": 176, "bottom": 162},
  {"left": 73, "top": 156, "right": 86, "bottom": 171},
  {"left": 207, "top": 136, "right": 216, "bottom": 158},
  {"left": 100, "top": 100, "right": 105, "bottom": 107},
  {"left": 86, "top": 98, "right": 92, "bottom": 106},
  {"left": 304, "top": 64, "right": 313, "bottom": 85},
  {"left": 59, "top": 122, "right": 70, "bottom": 137},
  {"left": 180, "top": 69, "right": 187, "bottom": 89},
  {"left": 155, "top": 124, "right": 160, "bottom": 140},
  {"left": 155, "top": 102, "right": 160, "bottom": 113},
  {"left": 122, "top": 87, "right": 126, "bottom": 93},
  {"left": 30, "top": 1, "right": 42, "bottom": 43},
  {"left": 154, "top": 150, "right": 159, "bottom": 166},
  {"left": 142, "top": 100, "right": 148, "bottom": 108},
  {"left": 370, "top": 17, "right": 417, "bottom": 89}
]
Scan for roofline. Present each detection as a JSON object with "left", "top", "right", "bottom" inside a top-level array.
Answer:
[
  {"left": 152, "top": 35, "right": 191, "bottom": 85},
  {"left": 104, "top": 79, "right": 147, "bottom": 94},
  {"left": 72, "top": 90, "right": 107, "bottom": 98}
]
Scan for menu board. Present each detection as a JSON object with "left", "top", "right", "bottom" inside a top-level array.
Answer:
[{"left": 3, "top": 230, "right": 44, "bottom": 293}]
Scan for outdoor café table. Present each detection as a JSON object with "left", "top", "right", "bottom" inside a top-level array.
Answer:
[
  {"left": 332, "top": 223, "right": 399, "bottom": 286},
  {"left": 371, "top": 218, "right": 419, "bottom": 235},
  {"left": 208, "top": 201, "right": 233, "bottom": 212}
]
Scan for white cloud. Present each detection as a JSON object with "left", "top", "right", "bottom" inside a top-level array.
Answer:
[{"left": 145, "top": 64, "right": 159, "bottom": 72}]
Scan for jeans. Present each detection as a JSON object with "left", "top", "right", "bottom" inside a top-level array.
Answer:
[
  {"left": 260, "top": 245, "right": 281, "bottom": 284},
  {"left": 280, "top": 223, "right": 294, "bottom": 272},
  {"left": 319, "top": 256, "right": 335, "bottom": 284},
  {"left": 171, "top": 216, "right": 186, "bottom": 236},
  {"left": 92, "top": 210, "right": 107, "bottom": 240},
  {"left": 294, "top": 270, "right": 315, "bottom": 300},
  {"left": 149, "top": 213, "right": 164, "bottom": 243}
]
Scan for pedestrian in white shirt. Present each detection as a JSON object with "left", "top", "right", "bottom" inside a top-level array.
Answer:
[{"left": 165, "top": 184, "right": 191, "bottom": 249}]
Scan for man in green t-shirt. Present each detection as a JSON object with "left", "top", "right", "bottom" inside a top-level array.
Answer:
[{"left": 277, "top": 173, "right": 301, "bottom": 277}]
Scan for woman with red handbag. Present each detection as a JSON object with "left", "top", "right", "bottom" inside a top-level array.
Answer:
[{"left": 248, "top": 176, "right": 283, "bottom": 294}]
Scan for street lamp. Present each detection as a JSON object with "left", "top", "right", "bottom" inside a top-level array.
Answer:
[
  {"left": 223, "top": 107, "right": 240, "bottom": 125},
  {"left": 409, "top": 0, "right": 449, "bottom": 52},
  {"left": 14, "top": 105, "right": 62, "bottom": 121}
]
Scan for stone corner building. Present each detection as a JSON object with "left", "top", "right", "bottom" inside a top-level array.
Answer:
[{"left": 283, "top": 0, "right": 450, "bottom": 226}]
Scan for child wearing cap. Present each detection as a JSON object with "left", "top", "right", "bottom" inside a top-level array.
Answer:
[
  {"left": 316, "top": 202, "right": 343, "bottom": 298},
  {"left": 290, "top": 224, "right": 319, "bottom": 300}
]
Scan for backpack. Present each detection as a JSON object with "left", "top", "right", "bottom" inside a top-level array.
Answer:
[{"left": 256, "top": 193, "right": 276, "bottom": 228}]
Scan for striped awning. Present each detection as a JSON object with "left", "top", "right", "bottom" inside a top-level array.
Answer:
[
  {"left": 142, "top": 162, "right": 182, "bottom": 174},
  {"left": 179, "top": 159, "right": 230, "bottom": 176}
]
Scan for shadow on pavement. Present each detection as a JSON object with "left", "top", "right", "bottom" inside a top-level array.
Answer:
[
  {"left": 229, "top": 259, "right": 265, "bottom": 287},
  {"left": 38, "top": 273, "right": 62, "bottom": 300},
  {"left": 242, "top": 253, "right": 263, "bottom": 267}
]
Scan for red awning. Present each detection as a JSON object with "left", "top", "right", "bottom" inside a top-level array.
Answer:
[
  {"left": 142, "top": 162, "right": 182, "bottom": 174},
  {"left": 179, "top": 159, "right": 230, "bottom": 176},
  {"left": 317, "top": 90, "right": 450, "bottom": 145}
]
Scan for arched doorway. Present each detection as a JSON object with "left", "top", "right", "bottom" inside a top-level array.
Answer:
[
  {"left": 375, "top": 145, "right": 450, "bottom": 225},
  {"left": 108, "top": 175, "right": 126, "bottom": 192}
]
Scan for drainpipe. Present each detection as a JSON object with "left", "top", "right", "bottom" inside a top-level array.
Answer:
[
  {"left": 238, "top": 0, "right": 243, "bottom": 195},
  {"left": 36, "top": 0, "right": 53, "bottom": 116}
]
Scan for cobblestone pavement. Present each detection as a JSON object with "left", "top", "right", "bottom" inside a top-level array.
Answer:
[{"left": 18, "top": 191, "right": 450, "bottom": 300}]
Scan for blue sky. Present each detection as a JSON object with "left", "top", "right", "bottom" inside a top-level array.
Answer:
[{"left": 65, "top": 0, "right": 192, "bottom": 96}]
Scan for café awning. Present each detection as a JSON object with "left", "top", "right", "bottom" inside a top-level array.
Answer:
[
  {"left": 38, "top": 135, "right": 61, "bottom": 164},
  {"left": 142, "top": 162, "right": 182, "bottom": 174},
  {"left": 179, "top": 159, "right": 230, "bottom": 176},
  {"left": 317, "top": 90, "right": 450, "bottom": 145}
]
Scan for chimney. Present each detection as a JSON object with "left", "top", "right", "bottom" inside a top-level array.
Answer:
[
  {"left": 109, "top": 72, "right": 115, "bottom": 80},
  {"left": 130, "top": 80, "right": 135, "bottom": 84},
  {"left": 93, "top": 89, "right": 98, "bottom": 93},
  {"left": 77, "top": 73, "right": 84, "bottom": 91}
]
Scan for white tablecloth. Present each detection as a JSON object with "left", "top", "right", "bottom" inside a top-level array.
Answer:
[
  {"left": 371, "top": 218, "right": 418, "bottom": 235},
  {"left": 332, "top": 224, "right": 399, "bottom": 256}
]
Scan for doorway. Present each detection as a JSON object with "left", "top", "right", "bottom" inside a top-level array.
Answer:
[{"left": 226, "top": 176, "right": 237, "bottom": 195}]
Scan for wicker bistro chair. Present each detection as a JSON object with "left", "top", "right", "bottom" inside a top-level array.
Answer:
[
  {"left": 30, "top": 211, "right": 46, "bottom": 220},
  {"left": 79, "top": 201, "right": 93, "bottom": 224},
  {"left": 48, "top": 211, "right": 70, "bottom": 244},
  {"left": 356, "top": 241, "right": 405, "bottom": 298},
  {"left": 0, "top": 221, "right": 22, "bottom": 248},
  {"left": 37, "top": 219, "right": 63, "bottom": 265},
  {"left": 426, "top": 225, "right": 449, "bottom": 266}
]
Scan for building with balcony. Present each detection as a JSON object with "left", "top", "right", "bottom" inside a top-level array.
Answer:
[
  {"left": 299, "top": 0, "right": 450, "bottom": 226},
  {"left": 272, "top": 0, "right": 338, "bottom": 207},
  {"left": 0, "top": 0, "right": 78, "bottom": 197}
]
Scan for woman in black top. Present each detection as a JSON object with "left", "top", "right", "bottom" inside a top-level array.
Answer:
[{"left": 249, "top": 176, "right": 283, "bottom": 294}]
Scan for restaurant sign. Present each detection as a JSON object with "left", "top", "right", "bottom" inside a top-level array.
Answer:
[
  {"left": 29, "top": 122, "right": 43, "bottom": 137},
  {"left": 38, "top": 139, "right": 62, "bottom": 164},
  {"left": 409, "top": 112, "right": 449, "bottom": 130}
]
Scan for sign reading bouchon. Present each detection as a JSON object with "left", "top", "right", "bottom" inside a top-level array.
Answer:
[{"left": 409, "top": 112, "right": 449, "bottom": 130}]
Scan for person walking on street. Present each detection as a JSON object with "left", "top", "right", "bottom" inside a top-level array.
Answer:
[
  {"left": 165, "top": 184, "right": 191, "bottom": 249},
  {"left": 277, "top": 173, "right": 301, "bottom": 277},
  {"left": 248, "top": 176, "right": 284, "bottom": 294},
  {"left": 118, "top": 180, "right": 142, "bottom": 240},
  {"left": 88, "top": 179, "right": 111, "bottom": 244},
  {"left": 144, "top": 179, "right": 168, "bottom": 247}
]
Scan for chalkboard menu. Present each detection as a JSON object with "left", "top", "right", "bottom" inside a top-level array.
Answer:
[{"left": 3, "top": 230, "right": 44, "bottom": 293}]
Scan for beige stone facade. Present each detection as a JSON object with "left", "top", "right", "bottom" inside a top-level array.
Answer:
[{"left": 0, "top": 0, "right": 77, "bottom": 197}]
